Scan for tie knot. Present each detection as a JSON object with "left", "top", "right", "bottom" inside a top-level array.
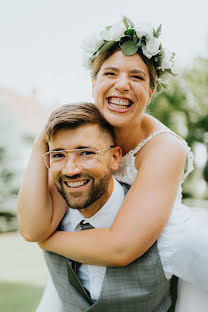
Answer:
[{"left": 80, "top": 220, "right": 94, "bottom": 230}]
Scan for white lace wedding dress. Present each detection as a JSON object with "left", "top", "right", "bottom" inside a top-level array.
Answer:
[
  {"left": 36, "top": 129, "right": 208, "bottom": 312},
  {"left": 113, "top": 129, "right": 208, "bottom": 311}
]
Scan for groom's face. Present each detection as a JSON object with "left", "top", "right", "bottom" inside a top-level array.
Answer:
[{"left": 49, "top": 123, "right": 120, "bottom": 217}]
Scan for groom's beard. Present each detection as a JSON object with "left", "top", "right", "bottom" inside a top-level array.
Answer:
[{"left": 54, "top": 172, "right": 110, "bottom": 210}]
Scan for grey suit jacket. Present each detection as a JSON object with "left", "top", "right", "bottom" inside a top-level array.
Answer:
[{"left": 44, "top": 183, "right": 177, "bottom": 311}]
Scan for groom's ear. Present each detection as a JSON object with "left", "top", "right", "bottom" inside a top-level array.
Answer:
[{"left": 111, "top": 146, "right": 122, "bottom": 171}]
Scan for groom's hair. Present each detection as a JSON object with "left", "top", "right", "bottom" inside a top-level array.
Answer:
[{"left": 45, "top": 102, "right": 114, "bottom": 142}]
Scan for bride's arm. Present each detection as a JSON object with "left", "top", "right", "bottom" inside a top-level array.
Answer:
[
  {"left": 17, "top": 132, "right": 67, "bottom": 242},
  {"left": 39, "top": 134, "right": 187, "bottom": 266}
]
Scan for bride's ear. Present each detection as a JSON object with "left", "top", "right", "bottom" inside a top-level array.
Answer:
[
  {"left": 92, "top": 79, "right": 95, "bottom": 97},
  {"left": 147, "top": 86, "right": 155, "bottom": 106}
]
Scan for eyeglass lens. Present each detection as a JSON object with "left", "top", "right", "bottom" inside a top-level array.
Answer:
[{"left": 45, "top": 149, "right": 98, "bottom": 170}]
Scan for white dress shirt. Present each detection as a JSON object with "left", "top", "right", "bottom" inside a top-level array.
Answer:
[{"left": 61, "top": 177, "right": 125, "bottom": 302}]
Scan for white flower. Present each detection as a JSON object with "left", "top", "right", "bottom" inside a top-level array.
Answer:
[
  {"left": 171, "top": 64, "right": 177, "bottom": 75},
  {"left": 82, "top": 52, "right": 92, "bottom": 70},
  {"left": 81, "top": 33, "right": 103, "bottom": 54},
  {"left": 161, "top": 50, "right": 173, "bottom": 71},
  {"left": 142, "top": 35, "right": 160, "bottom": 58},
  {"left": 100, "top": 21, "right": 126, "bottom": 42},
  {"left": 134, "top": 22, "right": 153, "bottom": 38},
  {"left": 160, "top": 72, "right": 171, "bottom": 83}
]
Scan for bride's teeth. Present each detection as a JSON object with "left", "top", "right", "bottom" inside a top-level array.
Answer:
[
  {"left": 108, "top": 98, "right": 131, "bottom": 107},
  {"left": 66, "top": 180, "right": 87, "bottom": 187},
  {"left": 110, "top": 104, "right": 129, "bottom": 109}
]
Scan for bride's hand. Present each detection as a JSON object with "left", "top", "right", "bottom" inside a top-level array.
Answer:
[{"left": 33, "top": 127, "right": 48, "bottom": 151}]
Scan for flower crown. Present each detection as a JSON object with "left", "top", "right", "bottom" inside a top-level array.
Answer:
[{"left": 81, "top": 16, "right": 176, "bottom": 92}]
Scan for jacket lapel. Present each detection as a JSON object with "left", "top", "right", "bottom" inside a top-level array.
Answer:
[{"left": 66, "top": 258, "right": 93, "bottom": 305}]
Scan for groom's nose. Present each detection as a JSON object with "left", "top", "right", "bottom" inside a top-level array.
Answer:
[{"left": 61, "top": 157, "right": 82, "bottom": 176}]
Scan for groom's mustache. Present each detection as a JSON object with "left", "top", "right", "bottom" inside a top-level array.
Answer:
[{"left": 59, "top": 173, "right": 94, "bottom": 183}]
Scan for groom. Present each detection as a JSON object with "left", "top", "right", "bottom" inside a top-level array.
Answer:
[{"left": 38, "top": 103, "right": 177, "bottom": 311}]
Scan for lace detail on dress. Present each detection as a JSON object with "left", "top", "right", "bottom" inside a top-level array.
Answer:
[
  {"left": 113, "top": 129, "right": 194, "bottom": 185},
  {"left": 114, "top": 129, "right": 202, "bottom": 284}
]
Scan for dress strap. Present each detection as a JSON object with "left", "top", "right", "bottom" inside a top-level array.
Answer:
[
  {"left": 130, "top": 129, "right": 194, "bottom": 180},
  {"left": 130, "top": 130, "right": 172, "bottom": 155}
]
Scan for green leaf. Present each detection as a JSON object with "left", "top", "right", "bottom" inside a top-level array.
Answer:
[
  {"left": 160, "top": 82, "right": 169, "bottom": 89},
  {"left": 166, "top": 69, "right": 177, "bottom": 77},
  {"left": 119, "top": 36, "right": 129, "bottom": 44},
  {"left": 122, "top": 16, "right": 129, "bottom": 28},
  {"left": 153, "top": 24, "right": 162, "bottom": 38},
  {"left": 154, "top": 24, "right": 162, "bottom": 38},
  {"left": 125, "top": 17, "right": 134, "bottom": 28},
  {"left": 124, "top": 29, "right": 135, "bottom": 37},
  {"left": 96, "top": 42, "right": 107, "bottom": 53},
  {"left": 99, "top": 41, "right": 116, "bottom": 53},
  {"left": 121, "top": 40, "right": 138, "bottom": 56},
  {"left": 132, "top": 34, "right": 138, "bottom": 44},
  {"left": 105, "top": 25, "right": 112, "bottom": 31},
  {"left": 137, "top": 38, "right": 144, "bottom": 48},
  {"left": 156, "top": 82, "right": 162, "bottom": 93},
  {"left": 122, "top": 16, "right": 134, "bottom": 28},
  {"left": 159, "top": 48, "right": 165, "bottom": 62}
]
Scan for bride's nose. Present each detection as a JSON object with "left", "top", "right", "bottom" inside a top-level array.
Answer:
[{"left": 114, "top": 74, "right": 130, "bottom": 92}]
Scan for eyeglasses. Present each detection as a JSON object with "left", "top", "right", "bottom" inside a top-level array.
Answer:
[{"left": 42, "top": 146, "right": 114, "bottom": 171}]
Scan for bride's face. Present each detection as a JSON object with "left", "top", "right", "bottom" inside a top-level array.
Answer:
[{"left": 92, "top": 50, "right": 153, "bottom": 128}]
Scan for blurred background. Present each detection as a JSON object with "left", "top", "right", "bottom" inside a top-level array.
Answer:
[{"left": 0, "top": 0, "right": 208, "bottom": 311}]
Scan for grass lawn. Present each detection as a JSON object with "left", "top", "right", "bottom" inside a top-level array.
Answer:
[
  {"left": 1, "top": 201, "right": 207, "bottom": 311},
  {"left": 0, "top": 232, "right": 49, "bottom": 312},
  {"left": 0, "top": 282, "right": 44, "bottom": 312}
]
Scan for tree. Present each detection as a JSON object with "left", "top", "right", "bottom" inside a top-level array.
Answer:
[
  {"left": 0, "top": 103, "right": 26, "bottom": 231},
  {"left": 148, "top": 57, "right": 208, "bottom": 198}
]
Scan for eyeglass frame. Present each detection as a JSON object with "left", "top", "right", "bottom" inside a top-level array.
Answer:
[{"left": 42, "top": 146, "right": 115, "bottom": 171}]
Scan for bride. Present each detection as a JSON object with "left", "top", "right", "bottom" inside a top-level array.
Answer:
[{"left": 18, "top": 16, "right": 208, "bottom": 311}]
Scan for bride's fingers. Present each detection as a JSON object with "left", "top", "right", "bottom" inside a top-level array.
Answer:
[{"left": 34, "top": 126, "right": 48, "bottom": 147}]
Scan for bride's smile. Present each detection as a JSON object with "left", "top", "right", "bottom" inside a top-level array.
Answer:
[{"left": 92, "top": 50, "right": 153, "bottom": 129}]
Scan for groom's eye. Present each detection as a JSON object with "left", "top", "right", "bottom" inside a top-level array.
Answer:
[
  {"left": 51, "top": 153, "right": 65, "bottom": 159},
  {"left": 80, "top": 150, "right": 96, "bottom": 157}
]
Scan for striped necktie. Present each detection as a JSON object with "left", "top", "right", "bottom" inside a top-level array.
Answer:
[
  {"left": 80, "top": 220, "right": 94, "bottom": 231},
  {"left": 73, "top": 220, "right": 94, "bottom": 276}
]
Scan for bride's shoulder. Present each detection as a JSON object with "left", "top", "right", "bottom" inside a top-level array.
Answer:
[
  {"left": 135, "top": 128, "right": 187, "bottom": 171},
  {"left": 144, "top": 114, "right": 188, "bottom": 151}
]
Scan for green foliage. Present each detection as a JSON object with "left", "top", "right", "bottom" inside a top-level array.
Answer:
[
  {"left": 0, "top": 103, "right": 28, "bottom": 222},
  {"left": 124, "top": 29, "right": 135, "bottom": 37},
  {"left": 123, "top": 16, "right": 134, "bottom": 28},
  {"left": 150, "top": 58, "right": 208, "bottom": 145},
  {"left": 100, "top": 41, "right": 116, "bottom": 54},
  {"left": 203, "top": 160, "right": 208, "bottom": 182},
  {"left": 121, "top": 40, "right": 138, "bottom": 55},
  {"left": 153, "top": 24, "right": 162, "bottom": 38},
  {"left": 148, "top": 56, "right": 208, "bottom": 198}
]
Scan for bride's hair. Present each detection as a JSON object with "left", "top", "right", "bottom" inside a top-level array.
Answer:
[{"left": 91, "top": 42, "right": 156, "bottom": 89}]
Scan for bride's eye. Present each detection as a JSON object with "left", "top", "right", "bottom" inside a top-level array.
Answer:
[
  {"left": 132, "top": 75, "right": 144, "bottom": 80},
  {"left": 104, "top": 72, "right": 116, "bottom": 76}
]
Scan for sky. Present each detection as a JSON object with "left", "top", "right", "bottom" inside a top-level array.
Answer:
[{"left": 0, "top": 0, "right": 208, "bottom": 105}]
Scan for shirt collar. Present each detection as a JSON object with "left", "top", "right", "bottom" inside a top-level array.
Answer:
[{"left": 62, "top": 177, "right": 125, "bottom": 231}]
